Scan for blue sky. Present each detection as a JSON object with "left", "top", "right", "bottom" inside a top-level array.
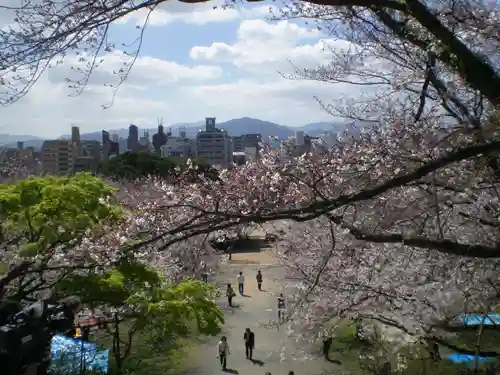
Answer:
[{"left": 0, "top": 0, "right": 360, "bottom": 137}]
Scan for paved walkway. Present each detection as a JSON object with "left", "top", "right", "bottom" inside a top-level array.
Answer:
[{"left": 189, "top": 251, "right": 340, "bottom": 375}]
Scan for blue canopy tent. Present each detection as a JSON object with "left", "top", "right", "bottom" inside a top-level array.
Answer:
[
  {"left": 447, "top": 313, "right": 499, "bottom": 365},
  {"left": 458, "top": 314, "right": 500, "bottom": 327},
  {"left": 447, "top": 353, "right": 493, "bottom": 365},
  {"left": 51, "top": 334, "right": 109, "bottom": 374}
]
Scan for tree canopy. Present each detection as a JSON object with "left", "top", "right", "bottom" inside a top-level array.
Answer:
[
  {"left": 0, "top": 173, "right": 122, "bottom": 300},
  {"left": 99, "top": 152, "right": 219, "bottom": 181},
  {"left": 55, "top": 257, "right": 223, "bottom": 373}
]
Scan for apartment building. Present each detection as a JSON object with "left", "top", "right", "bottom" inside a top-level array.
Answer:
[
  {"left": 41, "top": 140, "right": 76, "bottom": 175},
  {"left": 161, "top": 137, "right": 196, "bottom": 158},
  {"left": 127, "top": 124, "right": 139, "bottom": 151},
  {"left": 196, "top": 117, "right": 233, "bottom": 166},
  {"left": 233, "top": 133, "right": 261, "bottom": 153},
  {"left": 74, "top": 140, "right": 101, "bottom": 173}
]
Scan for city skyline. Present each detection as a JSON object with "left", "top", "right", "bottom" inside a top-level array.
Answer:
[{"left": 0, "top": 117, "right": 342, "bottom": 141}]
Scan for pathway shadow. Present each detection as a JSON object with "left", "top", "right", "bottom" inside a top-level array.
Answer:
[
  {"left": 242, "top": 294, "right": 252, "bottom": 298},
  {"left": 223, "top": 369, "right": 239, "bottom": 374},
  {"left": 250, "top": 359, "right": 265, "bottom": 366},
  {"left": 231, "top": 238, "right": 270, "bottom": 253},
  {"left": 326, "top": 358, "right": 342, "bottom": 365},
  {"left": 220, "top": 305, "right": 240, "bottom": 313}
]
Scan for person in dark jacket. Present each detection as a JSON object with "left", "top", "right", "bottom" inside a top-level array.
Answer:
[
  {"left": 243, "top": 328, "right": 255, "bottom": 359},
  {"left": 256, "top": 270, "right": 263, "bottom": 290},
  {"left": 226, "top": 284, "right": 236, "bottom": 307},
  {"left": 323, "top": 336, "right": 333, "bottom": 359}
]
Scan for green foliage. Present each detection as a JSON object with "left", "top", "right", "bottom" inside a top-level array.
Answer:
[
  {"left": 99, "top": 152, "right": 218, "bottom": 181},
  {"left": 55, "top": 257, "right": 160, "bottom": 307},
  {"left": 137, "top": 279, "right": 224, "bottom": 337},
  {"left": 56, "top": 256, "right": 223, "bottom": 375},
  {"left": 0, "top": 173, "right": 121, "bottom": 256},
  {"left": 56, "top": 258, "right": 224, "bottom": 373}
]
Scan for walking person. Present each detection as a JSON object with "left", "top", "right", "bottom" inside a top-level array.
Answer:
[
  {"left": 216, "top": 336, "right": 230, "bottom": 370},
  {"left": 277, "top": 293, "right": 286, "bottom": 323},
  {"left": 243, "top": 328, "right": 255, "bottom": 359},
  {"left": 323, "top": 335, "right": 333, "bottom": 360},
  {"left": 256, "top": 270, "right": 263, "bottom": 291},
  {"left": 237, "top": 271, "right": 245, "bottom": 295},
  {"left": 226, "top": 284, "right": 236, "bottom": 307},
  {"left": 201, "top": 262, "right": 208, "bottom": 283}
]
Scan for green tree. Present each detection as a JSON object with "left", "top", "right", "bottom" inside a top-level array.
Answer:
[
  {"left": 99, "top": 152, "right": 176, "bottom": 181},
  {"left": 0, "top": 173, "right": 122, "bottom": 300},
  {"left": 56, "top": 256, "right": 224, "bottom": 375},
  {"left": 99, "top": 152, "right": 219, "bottom": 182}
]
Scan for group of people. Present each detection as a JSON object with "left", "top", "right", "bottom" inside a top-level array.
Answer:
[
  {"left": 225, "top": 270, "right": 264, "bottom": 306},
  {"left": 218, "top": 270, "right": 290, "bottom": 372}
]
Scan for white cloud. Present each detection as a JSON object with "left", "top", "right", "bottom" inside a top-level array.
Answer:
[
  {"left": 45, "top": 51, "right": 222, "bottom": 87},
  {"left": 0, "top": 14, "right": 369, "bottom": 139},
  {"left": 190, "top": 19, "right": 352, "bottom": 73}
]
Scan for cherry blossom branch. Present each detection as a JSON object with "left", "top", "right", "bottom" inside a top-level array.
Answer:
[
  {"left": 141, "top": 140, "right": 500, "bottom": 256},
  {"left": 326, "top": 214, "right": 500, "bottom": 258}
]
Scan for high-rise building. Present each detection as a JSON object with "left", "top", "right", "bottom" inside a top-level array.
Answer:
[
  {"left": 140, "top": 130, "right": 151, "bottom": 147},
  {"left": 102, "top": 130, "right": 110, "bottom": 144},
  {"left": 127, "top": 124, "right": 139, "bottom": 151},
  {"left": 102, "top": 130, "right": 119, "bottom": 160},
  {"left": 71, "top": 126, "right": 81, "bottom": 144},
  {"left": 233, "top": 134, "right": 261, "bottom": 153},
  {"left": 74, "top": 140, "right": 101, "bottom": 173},
  {"left": 295, "top": 130, "right": 305, "bottom": 146},
  {"left": 41, "top": 140, "right": 75, "bottom": 175},
  {"left": 196, "top": 117, "right": 232, "bottom": 166},
  {"left": 152, "top": 123, "right": 167, "bottom": 154}
]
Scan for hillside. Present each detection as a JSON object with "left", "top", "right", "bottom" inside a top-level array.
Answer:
[{"left": 0, "top": 134, "right": 46, "bottom": 149}]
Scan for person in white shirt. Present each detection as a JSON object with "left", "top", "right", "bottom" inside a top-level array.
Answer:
[
  {"left": 216, "top": 336, "right": 230, "bottom": 370},
  {"left": 237, "top": 271, "right": 245, "bottom": 295}
]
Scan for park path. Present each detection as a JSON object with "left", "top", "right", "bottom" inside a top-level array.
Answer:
[{"left": 189, "top": 248, "right": 340, "bottom": 375}]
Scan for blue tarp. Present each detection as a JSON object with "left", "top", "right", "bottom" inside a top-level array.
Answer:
[
  {"left": 51, "top": 334, "right": 109, "bottom": 374},
  {"left": 458, "top": 314, "right": 500, "bottom": 326},
  {"left": 447, "top": 353, "right": 493, "bottom": 365}
]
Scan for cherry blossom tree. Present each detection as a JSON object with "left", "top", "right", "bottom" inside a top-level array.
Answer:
[
  {"left": 272, "top": 216, "right": 500, "bottom": 358},
  {"left": 0, "top": 1, "right": 499, "bottom": 263}
]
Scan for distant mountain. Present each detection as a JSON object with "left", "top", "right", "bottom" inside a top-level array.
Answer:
[
  {"left": 219, "top": 118, "right": 294, "bottom": 139},
  {"left": 0, "top": 134, "right": 45, "bottom": 145},
  {"left": 0, "top": 134, "right": 46, "bottom": 149},
  {"left": 0, "top": 117, "right": 358, "bottom": 149}
]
